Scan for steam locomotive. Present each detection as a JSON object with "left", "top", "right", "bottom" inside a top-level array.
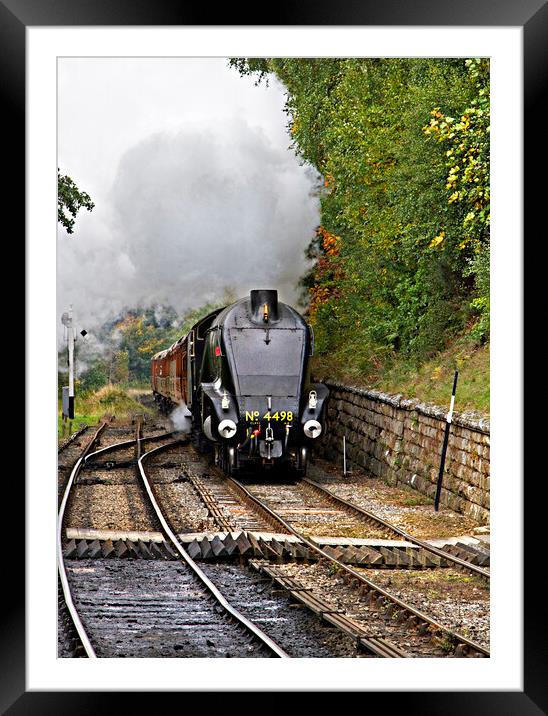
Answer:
[{"left": 151, "top": 289, "right": 328, "bottom": 476}]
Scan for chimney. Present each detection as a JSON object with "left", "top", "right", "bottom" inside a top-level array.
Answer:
[{"left": 250, "top": 289, "right": 279, "bottom": 323}]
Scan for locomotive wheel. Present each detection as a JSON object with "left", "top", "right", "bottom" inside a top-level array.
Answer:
[
  {"left": 295, "top": 446, "right": 308, "bottom": 478},
  {"left": 220, "top": 444, "right": 239, "bottom": 476},
  {"left": 191, "top": 415, "right": 212, "bottom": 454},
  {"left": 227, "top": 446, "right": 239, "bottom": 476}
]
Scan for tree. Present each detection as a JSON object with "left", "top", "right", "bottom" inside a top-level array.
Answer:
[
  {"left": 57, "top": 169, "right": 95, "bottom": 234},
  {"left": 423, "top": 58, "right": 490, "bottom": 341},
  {"left": 231, "top": 58, "right": 487, "bottom": 379}
]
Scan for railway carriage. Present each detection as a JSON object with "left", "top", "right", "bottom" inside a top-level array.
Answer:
[{"left": 151, "top": 289, "right": 328, "bottom": 476}]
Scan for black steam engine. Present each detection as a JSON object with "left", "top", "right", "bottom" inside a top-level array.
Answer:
[{"left": 151, "top": 289, "right": 328, "bottom": 476}]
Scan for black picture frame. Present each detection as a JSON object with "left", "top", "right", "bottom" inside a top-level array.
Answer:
[{"left": 9, "top": 0, "right": 546, "bottom": 712}]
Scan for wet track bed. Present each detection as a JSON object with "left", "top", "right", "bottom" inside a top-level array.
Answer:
[
  {"left": 190, "top": 562, "right": 362, "bottom": 657},
  {"left": 61, "top": 558, "right": 363, "bottom": 658},
  {"left": 63, "top": 559, "right": 278, "bottom": 658}
]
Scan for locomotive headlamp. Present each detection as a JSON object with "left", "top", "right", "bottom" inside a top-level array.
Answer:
[
  {"left": 218, "top": 419, "right": 237, "bottom": 439},
  {"left": 308, "top": 390, "right": 318, "bottom": 410},
  {"left": 303, "top": 419, "right": 322, "bottom": 438}
]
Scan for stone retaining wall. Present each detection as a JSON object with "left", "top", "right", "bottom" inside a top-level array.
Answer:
[{"left": 319, "top": 382, "right": 490, "bottom": 524}]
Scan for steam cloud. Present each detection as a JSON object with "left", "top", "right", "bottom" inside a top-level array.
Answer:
[
  {"left": 58, "top": 116, "right": 321, "bottom": 342},
  {"left": 169, "top": 402, "right": 193, "bottom": 434}
]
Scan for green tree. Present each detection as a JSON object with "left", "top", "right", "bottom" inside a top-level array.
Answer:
[
  {"left": 58, "top": 169, "right": 95, "bottom": 234},
  {"left": 423, "top": 58, "right": 490, "bottom": 341},
  {"left": 79, "top": 361, "right": 109, "bottom": 393},
  {"left": 231, "top": 58, "right": 488, "bottom": 380}
]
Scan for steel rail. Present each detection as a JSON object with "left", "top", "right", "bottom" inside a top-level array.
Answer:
[
  {"left": 137, "top": 442, "right": 290, "bottom": 658},
  {"left": 302, "top": 477, "right": 490, "bottom": 582},
  {"left": 57, "top": 421, "right": 109, "bottom": 658},
  {"left": 58, "top": 424, "right": 174, "bottom": 658},
  {"left": 82, "top": 429, "right": 176, "bottom": 462},
  {"left": 248, "top": 560, "right": 408, "bottom": 658},
  {"left": 226, "top": 475, "right": 490, "bottom": 658}
]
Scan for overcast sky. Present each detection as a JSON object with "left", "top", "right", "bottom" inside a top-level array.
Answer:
[{"left": 57, "top": 58, "right": 321, "bottom": 339}]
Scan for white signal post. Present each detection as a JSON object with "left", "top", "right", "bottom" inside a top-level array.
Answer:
[
  {"left": 61, "top": 306, "right": 75, "bottom": 434},
  {"left": 68, "top": 305, "right": 74, "bottom": 406},
  {"left": 434, "top": 370, "right": 459, "bottom": 512}
]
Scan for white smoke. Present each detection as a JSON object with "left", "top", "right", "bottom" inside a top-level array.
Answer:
[
  {"left": 57, "top": 59, "right": 321, "bottom": 346},
  {"left": 170, "top": 402, "right": 193, "bottom": 434}
]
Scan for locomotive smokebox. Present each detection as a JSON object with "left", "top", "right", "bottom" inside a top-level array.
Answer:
[{"left": 250, "top": 289, "right": 279, "bottom": 323}]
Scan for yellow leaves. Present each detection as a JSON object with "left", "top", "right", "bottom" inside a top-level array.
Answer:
[
  {"left": 424, "top": 118, "right": 440, "bottom": 135},
  {"left": 449, "top": 191, "right": 461, "bottom": 204},
  {"left": 464, "top": 211, "right": 475, "bottom": 224},
  {"left": 457, "top": 238, "right": 470, "bottom": 250},
  {"left": 431, "top": 366, "right": 442, "bottom": 381},
  {"left": 138, "top": 337, "right": 161, "bottom": 355},
  {"left": 429, "top": 231, "right": 445, "bottom": 248},
  {"left": 318, "top": 225, "right": 341, "bottom": 256},
  {"left": 308, "top": 285, "right": 331, "bottom": 320},
  {"left": 459, "top": 114, "right": 470, "bottom": 130}
]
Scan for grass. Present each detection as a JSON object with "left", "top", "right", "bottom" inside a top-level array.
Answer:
[
  {"left": 375, "top": 340, "right": 489, "bottom": 415},
  {"left": 313, "top": 335, "right": 489, "bottom": 416},
  {"left": 398, "top": 494, "right": 434, "bottom": 507},
  {"left": 58, "top": 384, "right": 154, "bottom": 440},
  {"left": 58, "top": 412, "right": 101, "bottom": 438}
]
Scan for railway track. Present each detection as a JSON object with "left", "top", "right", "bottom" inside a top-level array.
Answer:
[
  {"left": 128, "top": 441, "right": 488, "bottom": 656},
  {"left": 301, "top": 477, "right": 489, "bottom": 581},
  {"left": 59, "top": 427, "right": 490, "bottom": 658},
  {"left": 58, "top": 423, "right": 289, "bottom": 658},
  {"left": 174, "top": 446, "right": 488, "bottom": 581},
  {"left": 58, "top": 421, "right": 109, "bottom": 657},
  {"left": 137, "top": 443, "right": 408, "bottom": 657},
  {"left": 220, "top": 472, "right": 490, "bottom": 658},
  {"left": 135, "top": 435, "right": 289, "bottom": 657}
]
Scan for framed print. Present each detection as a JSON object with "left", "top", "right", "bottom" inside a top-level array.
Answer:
[{"left": 7, "top": 0, "right": 546, "bottom": 711}]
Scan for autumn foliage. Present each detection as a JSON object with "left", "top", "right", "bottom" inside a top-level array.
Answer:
[
  {"left": 308, "top": 226, "right": 344, "bottom": 320},
  {"left": 231, "top": 58, "right": 490, "bottom": 380}
]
